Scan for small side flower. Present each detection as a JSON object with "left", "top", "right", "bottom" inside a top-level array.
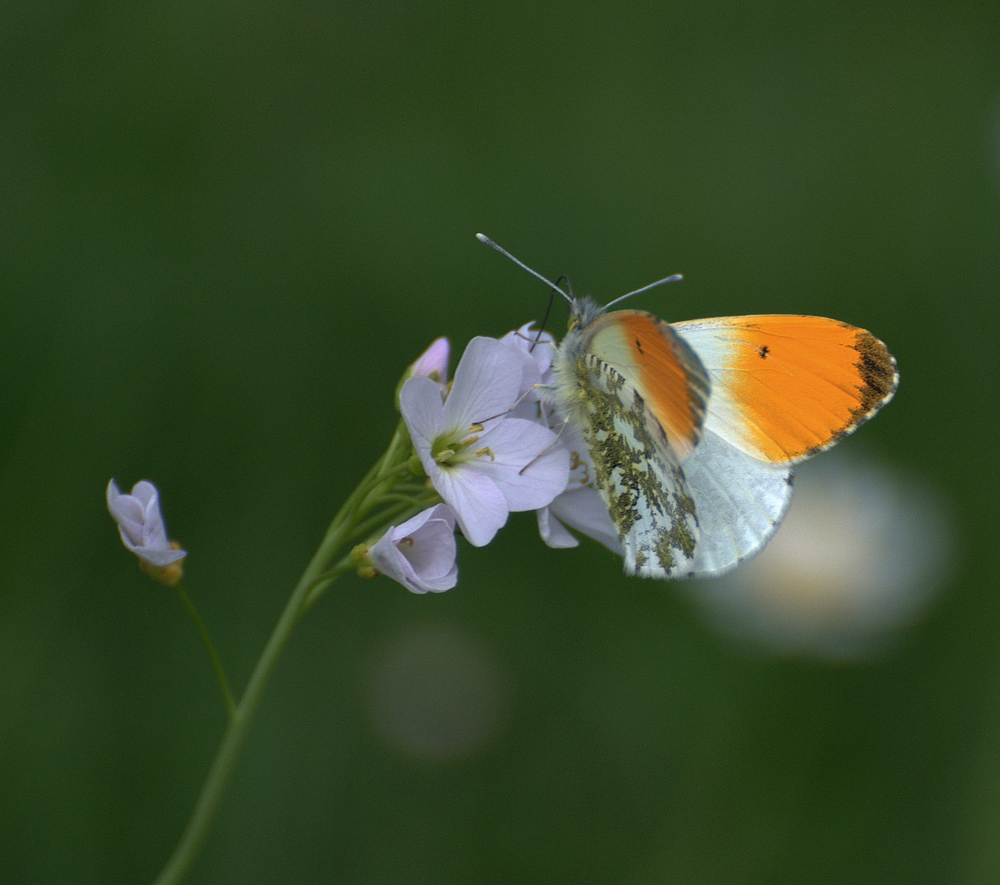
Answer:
[
  {"left": 107, "top": 479, "right": 187, "bottom": 586},
  {"left": 365, "top": 504, "right": 459, "bottom": 594},
  {"left": 396, "top": 337, "right": 451, "bottom": 408},
  {"left": 409, "top": 336, "right": 450, "bottom": 384}
]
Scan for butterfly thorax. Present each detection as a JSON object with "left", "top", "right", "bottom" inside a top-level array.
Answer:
[{"left": 549, "top": 297, "right": 609, "bottom": 422}]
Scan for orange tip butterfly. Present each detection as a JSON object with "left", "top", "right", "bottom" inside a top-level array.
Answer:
[{"left": 477, "top": 233, "right": 899, "bottom": 579}]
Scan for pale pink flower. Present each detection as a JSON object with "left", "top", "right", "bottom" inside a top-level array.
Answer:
[
  {"left": 539, "top": 485, "right": 623, "bottom": 552},
  {"left": 409, "top": 337, "right": 450, "bottom": 384},
  {"left": 494, "top": 329, "right": 625, "bottom": 556},
  {"left": 497, "top": 322, "right": 558, "bottom": 405},
  {"left": 369, "top": 505, "right": 459, "bottom": 594},
  {"left": 533, "top": 418, "right": 623, "bottom": 554},
  {"left": 107, "top": 480, "right": 187, "bottom": 568}
]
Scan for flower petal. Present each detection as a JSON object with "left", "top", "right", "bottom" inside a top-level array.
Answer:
[
  {"left": 400, "top": 375, "right": 447, "bottom": 453},
  {"left": 499, "top": 322, "right": 558, "bottom": 397},
  {"left": 443, "top": 337, "right": 531, "bottom": 429},
  {"left": 431, "top": 465, "right": 509, "bottom": 547},
  {"left": 544, "top": 485, "right": 623, "bottom": 553},
  {"left": 536, "top": 505, "right": 580, "bottom": 549},
  {"left": 370, "top": 504, "right": 458, "bottom": 593},
  {"left": 474, "top": 419, "right": 569, "bottom": 511},
  {"left": 107, "top": 478, "right": 187, "bottom": 569},
  {"left": 410, "top": 337, "right": 450, "bottom": 384}
]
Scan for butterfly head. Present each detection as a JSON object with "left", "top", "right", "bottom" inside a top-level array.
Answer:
[{"left": 566, "top": 295, "right": 606, "bottom": 334}]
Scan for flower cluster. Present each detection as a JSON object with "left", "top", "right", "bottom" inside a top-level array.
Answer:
[{"left": 371, "top": 323, "right": 619, "bottom": 593}]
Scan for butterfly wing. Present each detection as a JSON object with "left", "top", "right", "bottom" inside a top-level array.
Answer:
[
  {"left": 553, "top": 306, "right": 711, "bottom": 577},
  {"left": 678, "top": 430, "right": 794, "bottom": 577},
  {"left": 672, "top": 315, "right": 898, "bottom": 463},
  {"left": 671, "top": 314, "right": 898, "bottom": 577}
]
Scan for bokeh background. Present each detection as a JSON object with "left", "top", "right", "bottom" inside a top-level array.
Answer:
[{"left": 3, "top": 2, "right": 998, "bottom": 882}]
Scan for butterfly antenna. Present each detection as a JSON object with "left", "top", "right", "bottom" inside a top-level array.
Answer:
[
  {"left": 476, "top": 233, "right": 573, "bottom": 305},
  {"left": 603, "top": 273, "right": 683, "bottom": 309},
  {"left": 526, "top": 274, "right": 567, "bottom": 352}
]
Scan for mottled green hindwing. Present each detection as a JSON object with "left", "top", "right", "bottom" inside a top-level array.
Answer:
[{"left": 573, "top": 352, "right": 700, "bottom": 577}]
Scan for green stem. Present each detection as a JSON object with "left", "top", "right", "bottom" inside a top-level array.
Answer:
[
  {"left": 301, "top": 559, "right": 355, "bottom": 613},
  {"left": 348, "top": 497, "right": 433, "bottom": 544},
  {"left": 175, "top": 583, "right": 236, "bottom": 720},
  {"left": 152, "top": 531, "right": 343, "bottom": 885},
  {"left": 356, "top": 459, "right": 416, "bottom": 515},
  {"left": 152, "top": 425, "right": 413, "bottom": 885}
]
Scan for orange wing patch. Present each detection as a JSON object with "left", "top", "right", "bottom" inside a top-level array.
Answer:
[
  {"left": 674, "top": 315, "right": 898, "bottom": 464},
  {"left": 610, "top": 312, "right": 709, "bottom": 459}
]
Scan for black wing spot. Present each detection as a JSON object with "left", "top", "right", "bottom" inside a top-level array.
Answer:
[{"left": 758, "top": 345, "right": 770, "bottom": 359}]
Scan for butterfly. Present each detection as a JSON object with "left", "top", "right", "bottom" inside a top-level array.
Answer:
[{"left": 477, "top": 234, "right": 899, "bottom": 579}]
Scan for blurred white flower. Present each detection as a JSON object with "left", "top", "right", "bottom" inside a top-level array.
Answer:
[{"left": 687, "top": 455, "right": 954, "bottom": 659}]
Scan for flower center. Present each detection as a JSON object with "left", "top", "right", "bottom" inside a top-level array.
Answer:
[{"left": 430, "top": 424, "right": 493, "bottom": 467}]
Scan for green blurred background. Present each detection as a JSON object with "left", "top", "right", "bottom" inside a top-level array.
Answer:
[{"left": 3, "top": 1, "right": 998, "bottom": 882}]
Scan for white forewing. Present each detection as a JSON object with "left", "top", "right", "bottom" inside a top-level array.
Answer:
[{"left": 592, "top": 377, "right": 700, "bottom": 578}]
